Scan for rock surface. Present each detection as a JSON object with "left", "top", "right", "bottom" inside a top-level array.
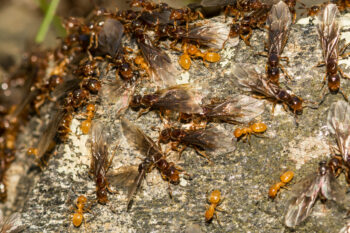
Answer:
[{"left": 3, "top": 12, "right": 350, "bottom": 233}]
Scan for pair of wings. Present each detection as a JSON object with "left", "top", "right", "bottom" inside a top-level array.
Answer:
[
  {"left": 284, "top": 169, "right": 346, "bottom": 228},
  {"left": 267, "top": 1, "right": 292, "bottom": 55},
  {"left": 317, "top": 4, "right": 340, "bottom": 65}
]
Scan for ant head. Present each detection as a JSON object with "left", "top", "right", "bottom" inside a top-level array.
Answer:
[
  {"left": 129, "top": 95, "right": 142, "bottom": 109},
  {"left": 209, "top": 190, "right": 221, "bottom": 204},
  {"left": 77, "top": 195, "right": 87, "bottom": 204},
  {"left": 318, "top": 161, "right": 328, "bottom": 176},
  {"left": 159, "top": 128, "right": 171, "bottom": 143}
]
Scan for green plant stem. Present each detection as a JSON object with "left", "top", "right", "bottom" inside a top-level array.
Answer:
[{"left": 35, "top": 0, "right": 60, "bottom": 44}]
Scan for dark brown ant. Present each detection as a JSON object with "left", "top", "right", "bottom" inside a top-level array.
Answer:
[
  {"left": 130, "top": 0, "right": 157, "bottom": 12},
  {"left": 121, "top": 118, "right": 184, "bottom": 209},
  {"left": 133, "top": 27, "right": 177, "bottom": 87},
  {"left": 284, "top": 160, "right": 346, "bottom": 227},
  {"left": 89, "top": 121, "right": 116, "bottom": 205},
  {"left": 317, "top": 4, "right": 350, "bottom": 100},
  {"left": 299, "top": 3, "right": 322, "bottom": 18},
  {"left": 170, "top": 7, "right": 203, "bottom": 30},
  {"left": 259, "top": 1, "right": 292, "bottom": 84},
  {"left": 129, "top": 84, "right": 202, "bottom": 118},
  {"left": 328, "top": 100, "right": 350, "bottom": 180},
  {"left": 233, "top": 64, "right": 304, "bottom": 115},
  {"left": 178, "top": 95, "right": 265, "bottom": 127},
  {"left": 158, "top": 126, "right": 234, "bottom": 163},
  {"left": 229, "top": 15, "right": 254, "bottom": 46}
]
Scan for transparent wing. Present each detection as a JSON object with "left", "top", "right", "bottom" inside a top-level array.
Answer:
[
  {"left": 51, "top": 78, "right": 80, "bottom": 102},
  {"left": 153, "top": 84, "right": 203, "bottom": 114},
  {"left": 90, "top": 121, "right": 109, "bottom": 178},
  {"left": 107, "top": 165, "right": 139, "bottom": 191},
  {"left": 0, "top": 212, "right": 26, "bottom": 233},
  {"left": 231, "top": 64, "right": 277, "bottom": 98},
  {"left": 181, "top": 127, "right": 235, "bottom": 153},
  {"left": 200, "top": 0, "right": 234, "bottom": 7},
  {"left": 321, "top": 171, "right": 346, "bottom": 204},
  {"left": 185, "top": 22, "right": 230, "bottom": 49},
  {"left": 284, "top": 173, "right": 322, "bottom": 228},
  {"left": 327, "top": 100, "right": 350, "bottom": 161},
  {"left": 205, "top": 95, "right": 265, "bottom": 124},
  {"left": 137, "top": 36, "right": 177, "bottom": 87},
  {"left": 317, "top": 4, "right": 340, "bottom": 64},
  {"left": 97, "top": 19, "right": 124, "bottom": 58},
  {"left": 99, "top": 78, "right": 135, "bottom": 116},
  {"left": 120, "top": 117, "right": 162, "bottom": 161},
  {"left": 36, "top": 108, "right": 66, "bottom": 159},
  {"left": 140, "top": 10, "right": 173, "bottom": 26},
  {"left": 339, "top": 220, "right": 350, "bottom": 233},
  {"left": 267, "top": 1, "right": 292, "bottom": 55}
]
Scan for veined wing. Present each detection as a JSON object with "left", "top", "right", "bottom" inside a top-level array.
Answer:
[{"left": 327, "top": 100, "right": 350, "bottom": 161}]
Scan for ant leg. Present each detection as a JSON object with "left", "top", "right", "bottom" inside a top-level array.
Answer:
[
  {"left": 340, "top": 43, "right": 350, "bottom": 56},
  {"left": 314, "top": 61, "right": 325, "bottom": 68},
  {"left": 177, "top": 145, "right": 187, "bottom": 160},
  {"left": 167, "top": 182, "right": 173, "bottom": 199},
  {"left": 193, "top": 146, "right": 213, "bottom": 164},
  {"left": 338, "top": 67, "right": 350, "bottom": 79},
  {"left": 339, "top": 89, "right": 349, "bottom": 102},
  {"left": 214, "top": 212, "right": 222, "bottom": 227},
  {"left": 257, "top": 51, "right": 268, "bottom": 57},
  {"left": 340, "top": 52, "right": 350, "bottom": 60},
  {"left": 137, "top": 108, "right": 150, "bottom": 118},
  {"left": 279, "top": 63, "right": 292, "bottom": 81},
  {"left": 319, "top": 74, "right": 327, "bottom": 91},
  {"left": 279, "top": 56, "right": 289, "bottom": 65}
]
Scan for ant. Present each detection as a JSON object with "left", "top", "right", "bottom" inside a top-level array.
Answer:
[
  {"left": 80, "top": 104, "right": 95, "bottom": 134},
  {"left": 233, "top": 122, "right": 267, "bottom": 142},
  {"left": 205, "top": 190, "right": 224, "bottom": 225},
  {"left": 179, "top": 43, "right": 220, "bottom": 70},
  {"left": 268, "top": 170, "right": 294, "bottom": 199},
  {"left": 72, "top": 195, "right": 90, "bottom": 227},
  {"left": 317, "top": 4, "right": 350, "bottom": 100}
]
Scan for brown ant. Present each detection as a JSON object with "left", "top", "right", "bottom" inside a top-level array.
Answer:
[
  {"left": 259, "top": 1, "right": 292, "bottom": 84},
  {"left": 89, "top": 121, "right": 117, "bottom": 205},
  {"left": 317, "top": 4, "right": 350, "bottom": 101},
  {"left": 170, "top": 7, "right": 203, "bottom": 30},
  {"left": 129, "top": 84, "right": 202, "bottom": 118},
  {"left": 233, "top": 64, "right": 304, "bottom": 115},
  {"left": 158, "top": 126, "right": 234, "bottom": 163},
  {"left": 233, "top": 122, "right": 267, "bottom": 141},
  {"left": 121, "top": 118, "right": 184, "bottom": 209},
  {"left": 268, "top": 170, "right": 294, "bottom": 199},
  {"left": 284, "top": 160, "right": 345, "bottom": 227},
  {"left": 205, "top": 190, "right": 224, "bottom": 224}
]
